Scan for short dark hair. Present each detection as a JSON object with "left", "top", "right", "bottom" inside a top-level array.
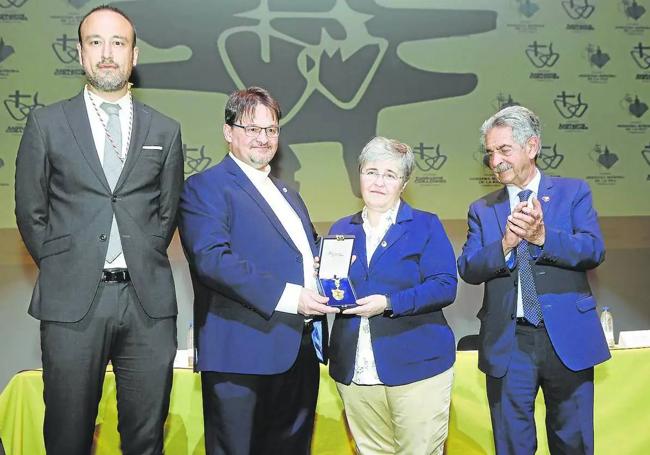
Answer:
[
  {"left": 224, "top": 87, "right": 282, "bottom": 125},
  {"left": 77, "top": 5, "right": 137, "bottom": 48}
]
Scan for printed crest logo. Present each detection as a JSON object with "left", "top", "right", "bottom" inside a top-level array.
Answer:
[
  {"left": 554, "top": 91, "right": 588, "bottom": 119},
  {"left": 587, "top": 45, "right": 610, "bottom": 68},
  {"left": 626, "top": 94, "right": 648, "bottom": 118},
  {"left": 52, "top": 34, "right": 78, "bottom": 64},
  {"left": 472, "top": 145, "right": 491, "bottom": 169},
  {"left": 590, "top": 145, "right": 619, "bottom": 169},
  {"left": 183, "top": 144, "right": 212, "bottom": 175},
  {"left": 111, "top": 0, "right": 497, "bottom": 194},
  {"left": 0, "top": 0, "right": 28, "bottom": 8},
  {"left": 641, "top": 143, "right": 650, "bottom": 165},
  {"left": 562, "top": 0, "right": 595, "bottom": 19},
  {"left": 538, "top": 144, "right": 564, "bottom": 170},
  {"left": 623, "top": 0, "right": 647, "bottom": 20},
  {"left": 215, "top": 3, "right": 390, "bottom": 125},
  {"left": 526, "top": 41, "right": 560, "bottom": 68},
  {"left": 0, "top": 38, "right": 15, "bottom": 63},
  {"left": 3, "top": 90, "right": 44, "bottom": 121},
  {"left": 496, "top": 93, "right": 520, "bottom": 110},
  {"left": 630, "top": 42, "right": 650, "bottom": 69},
  {"left": 471, "top": 146, "right": 502, "bottom": 187},
  {"left": 517, "top": 0, "right": 540, "bottom": 18},
  {"left": 413, "top": 143, "right": 447, "bottom": 172}
]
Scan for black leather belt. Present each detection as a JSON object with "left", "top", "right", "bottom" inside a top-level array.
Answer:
[
  {"left": 101, "top": 269, "right": 130, "bottom": 283},
  {"left": 516, "top": 317, "right": 544, "bottom": 328}
]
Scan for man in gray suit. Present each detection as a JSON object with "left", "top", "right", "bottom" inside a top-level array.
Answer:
[{"left": 14, "top": 6, "right": 183, "bottom": 455}]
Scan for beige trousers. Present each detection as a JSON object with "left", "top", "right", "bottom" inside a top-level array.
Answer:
[{"left": 336, "top": 367, "right": 454, "bottom": 455}]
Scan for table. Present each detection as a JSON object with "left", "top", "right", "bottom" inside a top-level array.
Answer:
[{"left": 1, "top": 349, "right": 648, "bottom": 454}]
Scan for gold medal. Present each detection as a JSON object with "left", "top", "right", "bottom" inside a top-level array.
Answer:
[{"left": 331, "top": 277, "right": 345, "bottom": 301}]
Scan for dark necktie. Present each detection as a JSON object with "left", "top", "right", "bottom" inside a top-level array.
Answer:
[
  {"left": 100, "top": 102, "right": 123, "bottom": 263},
  {"left": 517, "top": 189, "right": 543, "bottom": 326}
]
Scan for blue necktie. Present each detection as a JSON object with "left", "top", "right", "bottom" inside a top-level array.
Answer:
[{"left": 517, "top": 189, "right": 543, "bottom": 326}]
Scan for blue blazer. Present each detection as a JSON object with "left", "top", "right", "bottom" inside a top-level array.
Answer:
[
  {"left": 328, "top": 201, "right": 457, "bottom": 386},
  {"left": 457, "top": 173, "right": 610, "bottom": 378},
  {"left": 178, "top": 155, "right": 322, "bottom": 374}
]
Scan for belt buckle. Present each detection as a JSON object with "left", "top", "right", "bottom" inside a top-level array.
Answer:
[
  {"left": 516, "top": 317, "right": 544, "bottom": 328},
  {"left": 102, "top": 268, "right": 128, "bottom": 283}
]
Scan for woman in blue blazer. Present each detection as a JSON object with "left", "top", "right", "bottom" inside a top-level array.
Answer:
[{"left": 328, "top": 136, "right": 458, "bottom": 455}]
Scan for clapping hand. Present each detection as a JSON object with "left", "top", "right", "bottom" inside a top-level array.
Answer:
[{"left": 508, "top": 197, "right": 545, "bottom": 246}]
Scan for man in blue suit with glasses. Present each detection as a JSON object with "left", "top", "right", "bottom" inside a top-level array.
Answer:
[{"left": 179, "top": 86, "right": 338, "bottom": 455}]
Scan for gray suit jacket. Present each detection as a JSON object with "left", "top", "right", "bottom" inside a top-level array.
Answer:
[{"left": 15, "top": 91, "right": 184, "bottom": 322}]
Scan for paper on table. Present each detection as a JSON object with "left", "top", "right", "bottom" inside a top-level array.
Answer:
[
  {"left": 173, "top": 349, "right": 193, "bottom": 368},
  {"left": 617, "top": 330, "right": 650, "bottom": 349}
]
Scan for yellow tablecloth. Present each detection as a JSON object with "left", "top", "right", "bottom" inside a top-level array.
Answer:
[{"left": 1, "top": 349, "right": 648, "bottom": 454}]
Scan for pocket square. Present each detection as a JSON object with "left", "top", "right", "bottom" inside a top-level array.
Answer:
[{"left": 142, "top": 145, "right": 163, "bottom": 150}]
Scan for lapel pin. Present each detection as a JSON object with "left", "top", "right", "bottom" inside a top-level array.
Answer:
[
  {"left": 381, "top": 240, "right": 387, "bottom": 248},
  {"left": 541, "top": 196, "right": 550, "bottom": 202}
]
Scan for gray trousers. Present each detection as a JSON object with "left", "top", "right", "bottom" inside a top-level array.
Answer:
[{"left": 40, "top": 281, "right": 176, "bottom": 455}]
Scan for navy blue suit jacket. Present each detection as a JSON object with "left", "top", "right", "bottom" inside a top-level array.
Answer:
[
  {"left": 179, "top": 155, "right": 321, "bottom": 374},
  {"left": 328, "top": 201, "right": 457, "bottom": 386},
  {"left": 457, "top": 173, "right": 610, "bottom": 378}
]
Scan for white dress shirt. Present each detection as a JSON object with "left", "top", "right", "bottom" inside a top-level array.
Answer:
[
  {"left": 506, "top": 168, "right": 541, "bottom": 318},
  {"left": 229, "top": 152, "right": 317, "bottom": 314},
  {"left": 352, "top": 200, "right": 400, "bottom": 385},
  {"left": 84, "top": 86, "right": 132, "bottom": 269}
]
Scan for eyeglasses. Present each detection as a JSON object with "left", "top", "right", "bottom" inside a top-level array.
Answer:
[
  {"left": 360, "top": 169, "right": 403, "bottom": 184},
  {"left": 232, "top": 123, "right": 280, "bottom": 138}
]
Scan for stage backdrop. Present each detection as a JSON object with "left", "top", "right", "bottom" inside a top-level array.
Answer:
[
  {"left": 1, "top": 0, "right": 649, "bottom": 389},
  {"left": 2, "top": 0, "right": 650, "bottom": 220}
]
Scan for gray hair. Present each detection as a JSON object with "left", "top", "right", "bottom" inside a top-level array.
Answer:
[
  {"left": 480, "top": 105, "right": 542, "bottom": 154},
  {"left": 358, "top": 136, "right": 415, "bottom": 181}
]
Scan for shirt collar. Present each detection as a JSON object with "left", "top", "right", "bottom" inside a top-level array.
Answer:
[
  {"left": 506, "top": 167, "right": 541, "bottom": 202},
  {"left": 229, "top": 152, "right": 271, "bottom": 186},
  {"left": 84, "top": 85, "right": 131, "bottom": 111},
  {"left": 362, "top": 199, "right": 401, "bottom": 228}
]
